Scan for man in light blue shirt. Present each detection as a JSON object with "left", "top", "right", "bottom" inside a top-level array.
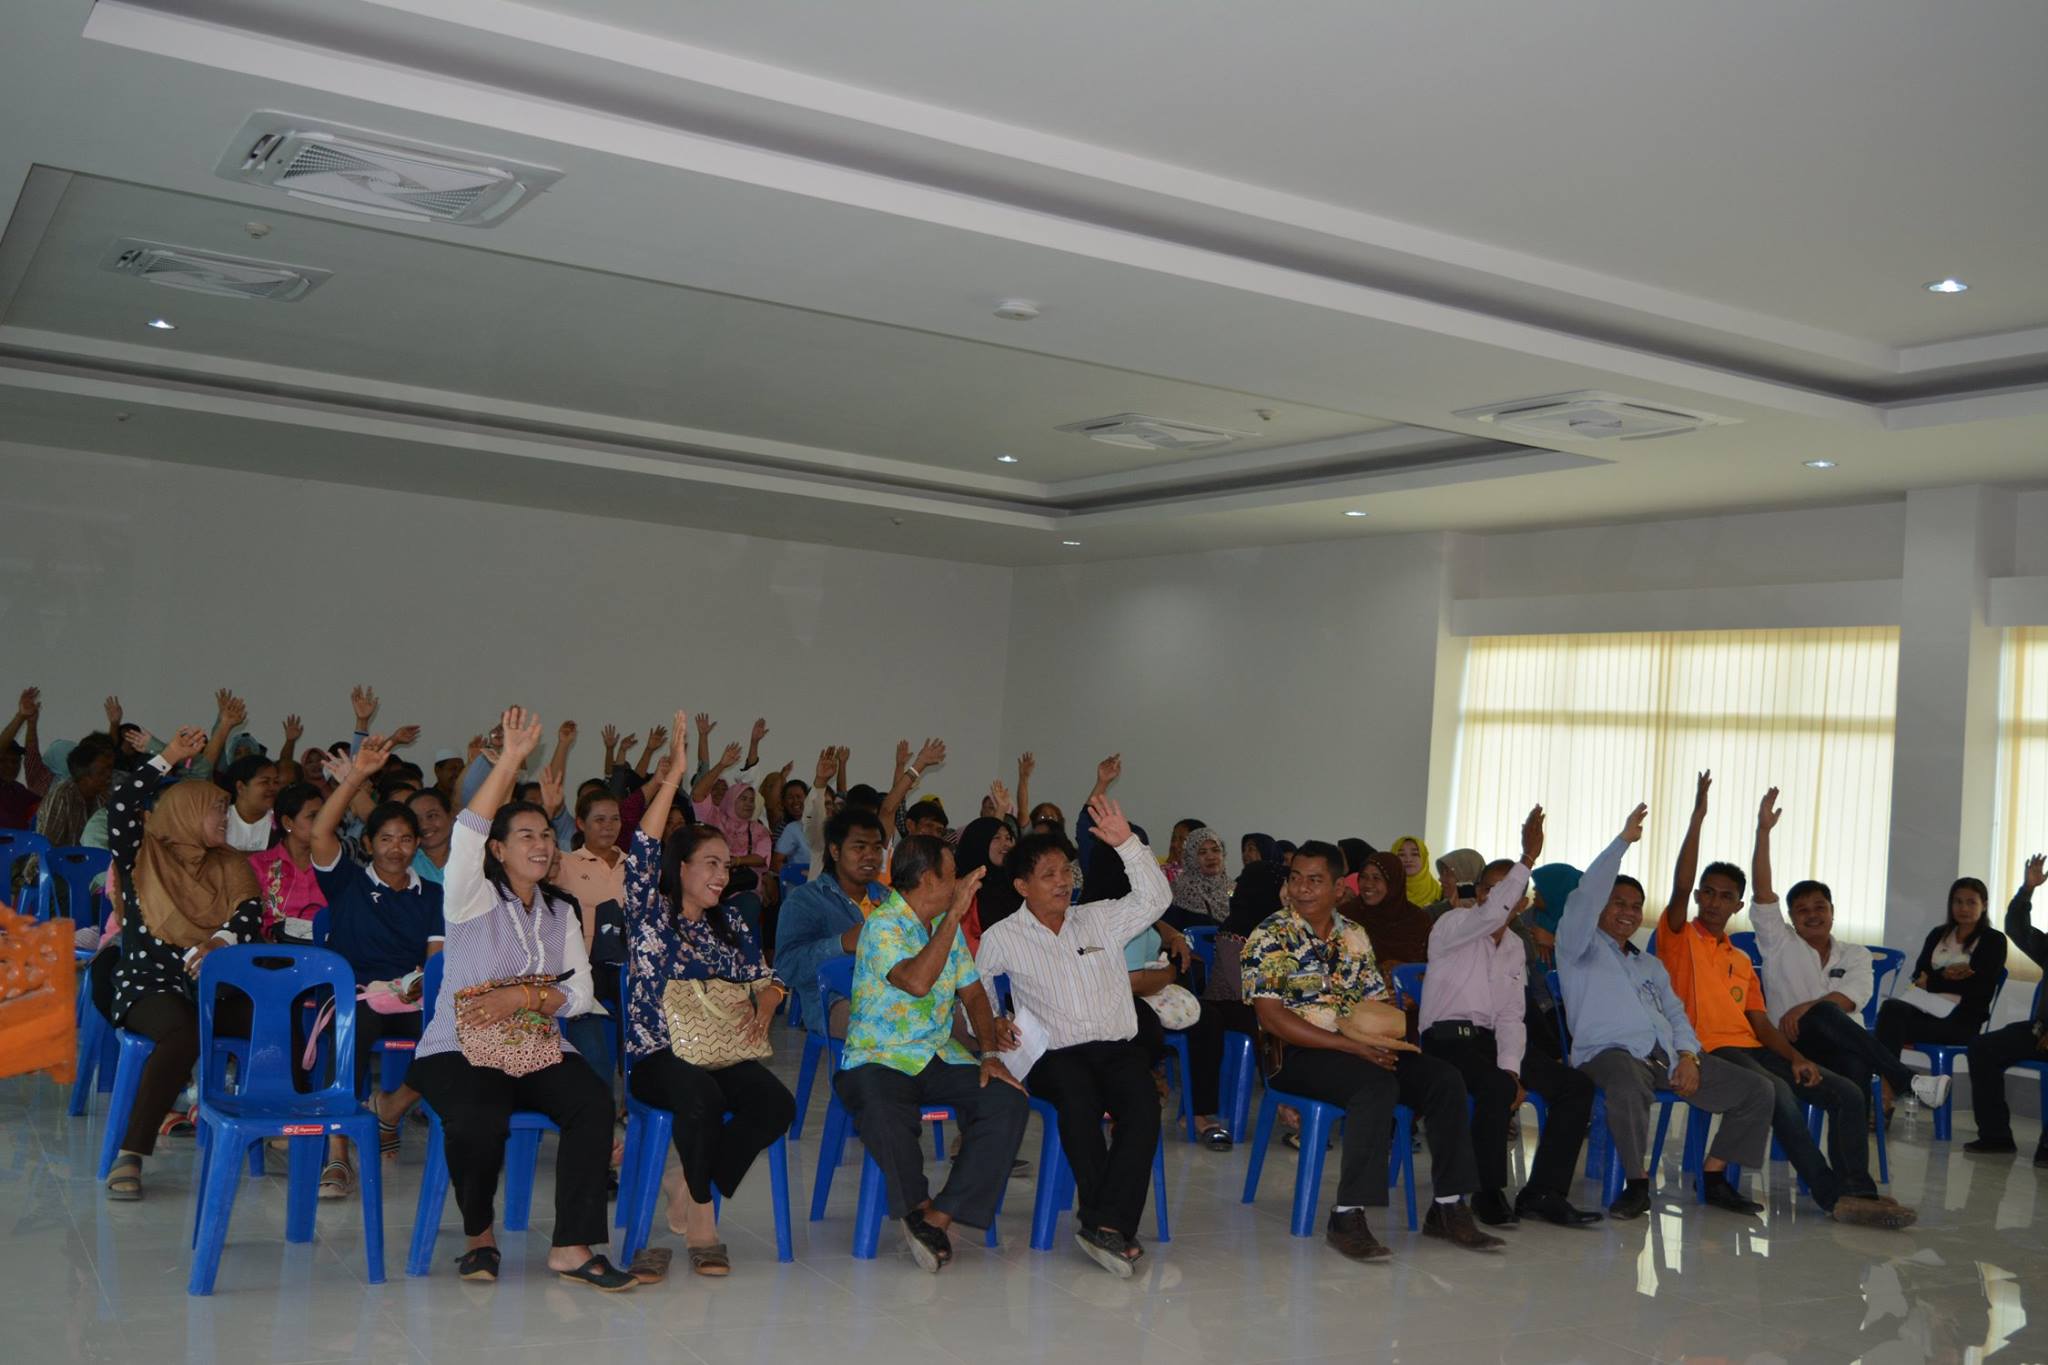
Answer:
[{"left": 1555, "top": 803, "right": 1773, "bottom": 1220}]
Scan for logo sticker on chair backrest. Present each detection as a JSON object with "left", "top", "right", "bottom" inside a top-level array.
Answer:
[{"left": 281, "top": 1124, "right": 326, "bottom": 1136}]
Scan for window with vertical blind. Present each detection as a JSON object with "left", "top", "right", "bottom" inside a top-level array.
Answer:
[
  {"left": 1445, "top": 628, "right": 1899, "bottom": 943},
  {"left": 1993, "top": 626, "right": 2048, "bottom": 907}
]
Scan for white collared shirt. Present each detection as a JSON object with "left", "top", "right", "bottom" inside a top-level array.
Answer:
[
  {"left": 1750, "top": 896, "right": 1874, "bottom": 1027},
  {"left": 974, "top": 835, "right": 1171, "bottom": 1053}
]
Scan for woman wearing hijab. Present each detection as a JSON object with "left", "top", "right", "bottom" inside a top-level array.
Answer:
[
  {"left": 1390, "top": 836, "right": 1443, "bottom": 910},
  {"left": 102, "top": 725, "right": 266, "bottom": 1201},
  {"left": 703, "top": 780, "right": 774, "bottom": 944},
  {"left": 1239, "top": 833, "right": 1279, "bottom": 871},
  {"left": 1426, "top": 848, "right": 1488, "bottom": 920},
  {"left": 1165, "top": 826, "right": 1233, "bottom": 930},
  {"left": 1340, "top": 851, "right": 1435, "bottom": 971},
  {"left": 1523, "top": 863, "right": 1584, "bottom": 965},
  {"left": 954, "top": 814, "right": 1017, "bottom": 954},
  {"left": 1336, "top": 838, "right": 1375, "bottom": 896}
]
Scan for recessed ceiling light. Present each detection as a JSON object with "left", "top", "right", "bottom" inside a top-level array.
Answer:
[
  {"left": 1343, "top": 509, "right": 1369, "bottom": 518},
  {"left": 1803, "top": 459, "right": 1838, "bottom": 469},
  {"left": 996, "top": 454, "right": 1019, "bottom": 464},
  {"left": 146, "top": 317, "right": 177, "bottom": 330},
  {"left": 1060, "top": 540, "right": 1081, "bottom": 547},
  {"left": 993, "top": 299, "right": 1041, "bottom": 321},
  {"left": 1923, "top": 278, "right": 1968, "bottom": 294}
]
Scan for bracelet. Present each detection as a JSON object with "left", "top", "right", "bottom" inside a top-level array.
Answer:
[{"left": 905, "top": 766, "right": 921, "bottom": 781}]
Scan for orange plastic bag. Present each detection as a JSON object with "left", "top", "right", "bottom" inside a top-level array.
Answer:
[{"left": 0, "top": 902, "right": 75, "bottom": 1084}]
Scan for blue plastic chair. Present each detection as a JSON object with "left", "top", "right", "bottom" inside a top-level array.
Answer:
[
  {"left": 1221, "top": 1031, "right": 1256, "bottom": 1141},
  {"left": 1550, "top": 970, "right": 1686, "bottom": 1202},
  {"left": 1902, "top": 969, "right": 2007, "bottom": 1140},
  {"left": 1241, "top": 1089, "right": 1416, "bottom": 1234},
  {"left": 70, "top": 987, "right": 119, "bottom": 1115},
  {"left": 1, "top": 828, "right": 52, "bottom": 915},
  {"left": 1390, "top": 963, "right": 1426, "bottom": 1011},
  {"left": 848, "top": 1103, "right": 1001, "bottom": 1259},
  {"left": 1184, "top": 925, "right": 1217, "bottom": 973},
  {"left": 1727, "top": 931, "right": 1763, "bottom": 968},
  {"left": 405, "top": 954, "right": 560, "bottom": 1276},
  {"left": 616, "top": 1051, "right": 795, "bottom": 1263},
  {"left": 310, "top": 906, "right": 330, "bottom": 946},
  {"left": 808, "top": 960, "right": 948, "bottom": 1217},
  {"left": 1858, "top": 947, "right": 1908, "bottom": 1181},
  {"left": 96, "top": 1021, "right": 261, "bottom": 1178},
  {"left": 789, "top": 952, "right": 852, "bottom": 1139},
  {"left": 1159, "top": 1026, "right": 1200, "bottom": 1141},
  {"left": 1026, "top": 1095, "right": 1171, "bottom": 1249},
  {"left": 35, "top": 845, "right": 111, "bottom": 926},
  {"left": 187, "top": 945, "right": 384, "bottom": 1295}
]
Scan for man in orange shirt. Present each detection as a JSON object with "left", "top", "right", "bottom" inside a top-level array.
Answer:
[{"left": 1656, "top": 774, "right": 1913, "bottom": 1230}]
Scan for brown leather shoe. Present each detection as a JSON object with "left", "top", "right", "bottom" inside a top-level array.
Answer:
[
  {"left": 1831, "top": 1195, "right": 1917, "bottom": 1230},
  {"left": 1422, "top": 1200, "right": 1505, "bottom": 1252},
  {"left": 1325, "top": 1208, "right": 1391, "bottom": 1261}
]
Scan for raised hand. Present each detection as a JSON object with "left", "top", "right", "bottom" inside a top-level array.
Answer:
[
  {"left": 1017, "top": 751, "right": 1035, "bottom": 779},
  {"left": 751, "top": 717, "right": 769, "bottom": 746},
  {"left": 643, "top": 725, "right": 669, "bottom": 756},
  {"left": 2026, "top": 854, "right": 2047, "bottom": 890},
  {"left": 161, "top": 725, "right": 208, "bottom": 767},
  {"left": 122, "top": 726, "right": 154, "bottom": 754},
  {"left": 557, "top": 720, "right": 578, "bottom": 745},
  {"left": 895, "top": 739, "right": 912, "bottom": 772},
  {"left": 103, "top": 694, "right": 121, "bottom": 731},
  {"left": 1087, "top": 793, "right": 1133, "bottom": 847},
  {"left": 600, "top": 723, "right": 620, "bottom": 751},
  {"left": 696, "top": 714, "right": 715, "bottom": 740},
  {"left": 282, "top": 713, "right": 304, "bottom": 743},
  {"left": 389, "top": 724, "right": 421, "bottom": 747},
  {"left": 1520, "top": 805, "right": 1546, "bottom": 866},
  {"left": 499, "top": 708, "right": 544, "bottom": 764},
  {"left": 1693, "top": 770, "right": 1713, "bottom": 812},
  {"left": 715, "top": 742, "right": 742, "bottom": 771},
  {"left": 834, "top": 746, "right": 850, "bottom": 778},
  {"left": 989, "top": 779, "right": 1014, "bottom": 821},
  {"left": 914, "top": 737, "right": 946, "bottom": 771},
  {"left": 350, "top": 685, "right": 378, "bottom": 726},
  {"left": 216, "top": 691, "right": 248, "bottom": 728},
  {"left": 538, "top": 765, "right": 564, "bottom": 817},
  {"left": 1622, "top": 803, "right": 1649, "bottom": 844},
  {"left": 615, "top": 732, "right": 640, "bottom": 762},
  {"left": 466, "top": 733, "right": 487, "bottom": 763},
  {"left": 1095, "top": 753, "right": 1122, "bottom": 790},
  {"left": 949, "top": 865, "right": 987, "bottom": 919},
  {"left": 663, "top": 711, "right": 691, "bottom": 777},
  {"left": 352, "top": 734, "right": 398, "bottom": 779},
  {"left": 16, "top": 687, "right": 39, "bottom": 720},
  {"left": 814, "top": 746, "right": 838, "bottom": 788},
  {"left": 1758, "top": 787, "right": 1782, "bottom": 832}
]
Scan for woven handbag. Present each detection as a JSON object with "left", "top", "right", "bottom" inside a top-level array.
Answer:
[
  {"left": 662, "top": 978, "right": 771, "bottom": 1069},
  {"left": 454, "top": 975, "right": 565, "bottom": 1077}
]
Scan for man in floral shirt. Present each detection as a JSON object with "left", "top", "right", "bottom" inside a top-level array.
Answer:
[
  {"left": 1243, "top": 839, "right": 1499, "bottom": 1261},
  {"left": 836, "top": 835, "right": 1030, "bottom": 1272}
]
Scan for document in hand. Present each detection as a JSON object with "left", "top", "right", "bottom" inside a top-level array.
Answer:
[
  {"left": 998, "top": 1004, "right": 1050, "bottom": 1082},
  {"left": 1890, "top": 985, "right": 1958, "bottom": 1019}
]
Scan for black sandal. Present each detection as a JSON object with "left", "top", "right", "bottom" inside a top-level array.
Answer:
[
  {"left": 1199, "top": 1124, "right": 1233, "bottom": 1152},
  {"left": 455, "top": 1246, "right": 500, "bottom": 1281},
  {"left": 556, "top": 1254, "right": 638, "bottom": 1292}
]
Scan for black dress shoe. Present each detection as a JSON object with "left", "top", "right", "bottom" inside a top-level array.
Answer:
[
  {"left": 1471, "top": 1189, "right": 1520, "bottom": 1227},
  {"left": 1701, "top": 1177, "right": 1763, "bottom": 1216},
  {"left": 1516, "top": 1191, "right": 1603, "bottom": 1226},
  {"left": 1607, "top": 1184, "right": 1652, "bottom": 1221},
  {"left": 1963, "top": 1136, "right": 2018, "bottom": 1155}
]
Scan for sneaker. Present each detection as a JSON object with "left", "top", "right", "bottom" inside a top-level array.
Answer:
[
  {"left": 902, "top": 1214, "right": 952, "bottom": 1273},
  {"left": 1074, "top": 1226, "right": 1135, "bottom": 1279},
  {"left": 1607, "top": 1182, "right": 1652, "bottom": 1221},
  {"left": 1325, "top": 1208, "right": 1391, "bottom": 1262},
  {"left": 1909, "top": 1074, "right": 1952, "bottom": 1110},
  {"left": 1963, "top": 1135, "right": 2018, "bottom": 1155},
  {"left": 1421, "top": 1200, "right": 1505, "bottom": 1252},
  {"left": 1831, "top": 1195, "right": 1917, "bottom": 1230},
  {"left": 1700, "top": 1176, "right": 1763, "bottom": 1216},
  {"left": 1471, "top": 1189, "right": 1520, "bottom": 1227}
]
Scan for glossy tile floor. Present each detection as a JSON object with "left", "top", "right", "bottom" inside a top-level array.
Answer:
[{"left": 4, "top": 1061, "right": 2043, "bottom": 1365}]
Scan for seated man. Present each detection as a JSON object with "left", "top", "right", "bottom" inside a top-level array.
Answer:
[
  {"left": 1748, "top": 789, "right": 1950, "bottom": 1115},
  {"left": 1963, "top": 855, "right": 2048, "bottom": 1163},
  {"left": 1245, "top": 840, "right": 1502, "bottom": 1261},
  {"left": 1655, "top": 781, "right": 1913, "bottom": 1229},
  {"left": 774, "top": 807, "right": 888, "bottom": 1034},
  {"left": 975, "top": 793, "right": 1179, "bottom": 1278},
  {"left": 1556, "top": 802, "right": 1776, "bottom": 1220},
  {"left": 835, "top": 836, "right": 1031, "bottom": 1272},
  {"left": 1420, "top": 806, "right": 1601, "bottom": 1227}
]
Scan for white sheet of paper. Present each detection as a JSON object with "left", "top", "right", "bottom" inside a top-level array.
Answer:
[
  {"left": 998, "top": 1004, "right": 1049, "bottom": 1082},
  {"left": 1891, "top": 985, "right": 1958, "bottom": 1019}
]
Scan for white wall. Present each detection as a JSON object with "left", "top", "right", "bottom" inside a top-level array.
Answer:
[
  {"left": 999, "top": 536, "right": 1450, "bottom": 857},
  {"left": 0, "top": 441, "right": 1014, "bottom": 806}
]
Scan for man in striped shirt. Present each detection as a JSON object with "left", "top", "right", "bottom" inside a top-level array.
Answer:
[{"left": 976, "top": 792, "right": 1183, "bottom": 1278}]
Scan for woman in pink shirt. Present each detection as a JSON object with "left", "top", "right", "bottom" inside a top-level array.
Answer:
[{"left": 248, "top": 783, "right": 327, "bottom": 940}]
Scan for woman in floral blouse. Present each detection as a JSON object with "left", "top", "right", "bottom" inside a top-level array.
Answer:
[{"left": 623, "top": 710, "right": 793, "bottom": 1277}]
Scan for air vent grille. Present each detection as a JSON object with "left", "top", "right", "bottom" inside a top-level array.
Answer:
[
  {"left": 1455, "top": 390, "right": 1736, "bottom": 442},
  {"left": 99, "top": 238, "right": 331, "bottom": 302},
  {"left": 1055, "top": 413, "right": 1252, "bottom": 452}
]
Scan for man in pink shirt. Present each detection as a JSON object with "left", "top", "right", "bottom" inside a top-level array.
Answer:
[{"left": 1419, "top": 806, "right": 1600, "bottom": 1228}]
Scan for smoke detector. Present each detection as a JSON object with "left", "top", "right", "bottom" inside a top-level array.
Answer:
[
  {"left": 101, "top": 238, "right": 330, "bottom": 302},
  {"left": 1055, "top": 414, "right": 1251, "bottom": 452},
  {"left": 1455, "top": 390, "right": 1736, "bottom": 442},
  {"left": 215, "top": 113, "right": 561, "bottom": 227}
]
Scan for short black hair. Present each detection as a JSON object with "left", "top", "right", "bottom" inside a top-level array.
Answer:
[
  {"left": 388, "top": 760, "right": 425, "bottom": 785},
  {"left": 782, "top": 779, "right": 810, "bottom": 798},
  {"left": 273, "top": 782, "right": 322, "bottom": 823},
  {"left": 1173, "top": 818, "right": 1205, "bottom": 837},
  {"left": 575, "top": 786, "right": 620, "bottom": 822},
  {"left": 1786, "top": 879, "right": 1832, "bottom": 907},
  {"left": 843, "top": 783, "right": 883, "bottom": 812},
  {"left": 890, "top": 835, "right": 953, "bottom": 894},
  {"left": 408, "top": 786, "right": 451, "bottom": 815},
  {"left": 1007, "top": 830, "right": 1076, "bottom": 885},
  {"left": 68, "top": 732, "right": 119, "bottom": 778},
  {"left": 1611, "top": 874, "right": 1646, "bottom": 899},
  {"left": 374, "top": 770, "right": 421, "bottom": 802},
  {"left": 217, "top": 751, "right": 277, "bottom": 797},
  {"left": 1481, "top": 858, "right": 1517, "bottom": 882},
  {"left": 905, "top": 797, "right": 949, "bottom": 829},
  {"left": 363, "top": 799, "right": 421, "bottom": 843},
  {"left": 1699, "top": 862, "right": 1748, "bottom": 896},
  {"left": 823, "top": 806, "right": 887, "bottom": 873},
  {"left": 1291, "top": 840, "right": 1347, "bottom": 880},
  {"left": 512, "top": 780, "right": 542, "bottom": 804}
]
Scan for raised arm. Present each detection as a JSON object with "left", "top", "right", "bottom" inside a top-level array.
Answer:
[
  {"left": 636, "top": 723, "right": 669, "bottom": 778},
  {"left": 1430, "top": 806, "right": 1543, "bottom": 955},
  {"left": 1082, "top": 793, "right": 1173, "bottom": 940},
  {"left": 744, "top": 718, "right": 767, "bottom": 773},
  {"left": 1015, "top": 751, "right": 1034, "bottom": 827},
  {"left": 0, "top": 688, "right": 33, "bottom": 766},
  {"left": 277, "top": 713, "right": 303, "bottom": 778},
  {"left": 1751, "top": 786, "right": 1780, "bottom": 906},
  {"left": 1557, "top": 803, "right": 1648, "bottom": 963},
  {"left": 110, "top": 726, "right": 205, "bottom": 871},
  {"left": 312, "top": 734, "right": 396, "bottom": 868},
  {"left": 465, "top": 708, "right": 540, "bottom": 824},
  {"left": 2007, "top": 856, "right": 2048, "bottom": 965},
  {"left": 640, "top": 710, "right": 692, "bottom": 839},
  {"left": 1662, "top": 771, "right": 1711, "bottom": 932},
  {"left": 888, "top": 868, "right": 984, "bottom": 999},
  {"left": 880, "top": 738, "right": 944, "bottom": 833},
  {"left": 198, "top": 689, "right": 245, "bottom": 778},
  {"left": 547, "top": 720, "right": 576, "bottom": 782},
  {"left": 690, "top": 741, "right": 742, "bottom": 804}
]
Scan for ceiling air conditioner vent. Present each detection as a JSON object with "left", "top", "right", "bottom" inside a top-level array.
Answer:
[
  {"left": 214, "top": 112, "right": 562, "bottom": 227},
  {"left": 1055, "top": 414, "right": 1251, "bottom": 452},
  {"left": 1455, "top": 390, "right": 1737, "bottom": 442},
  {"left": 99, "top": 238, "right": 331, "bottom": 302}
]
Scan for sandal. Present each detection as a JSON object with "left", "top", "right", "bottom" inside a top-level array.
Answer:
[
  {"left": 686, "top": 1242, "right": 731, "bottom": 1277},
  {"left": 105, "top": 1155, "right": 143, "bottom": 1202},
  {"left": 455, "top": 1246, "right": 500, "bottom": 1281},
  {"left": 557, "top": 1254, "right": 638, "bottom": 1292},
  {"left": 627, "top": 1248, "right": 673, "bottom": 1284},
  {"left": 319, "top": 1158, "right": 355, "bottom": 1200},
  {"left": 158, "top": 1105, "right": 197, "bottom": 1139},
  {"left": 1199, "top": 1124, "right": 1234, "bottom": 1152}
]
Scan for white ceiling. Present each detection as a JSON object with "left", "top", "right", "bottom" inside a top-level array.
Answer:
[{"left": 0, "top": 0, "right": 2044, "bottom": 564}]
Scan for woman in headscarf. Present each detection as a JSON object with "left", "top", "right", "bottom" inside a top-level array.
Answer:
[
  {"left": 705, "top": 780, "right": 773, "bottom": 942},
  {"left": 1523, "top": 862, "right": 1584, "bottom": 964},
  {"left": 1239, "top": 833, "right": 1279, "bottom": 871},
  {"left": 954, "top": 814, "right": 1017, "bottom": 955},
  {"left": 1390, "top": 836, "right": 1443, "bottom": 910},
  {"left": 1339, "top": 850, "right": 1434, "bottom": 971},
  {"left": 1166, "top": 826, "right": 1233, "bottom": 929},
  {"left": 1426, "top": 848, "right": 1488, "bottom": 920},
  {"left": 102, "top": 725, "right": 265, "bottom": 1201},
  {"left": 1337, "top": 838, "right": 1376, "bottom": 896}
]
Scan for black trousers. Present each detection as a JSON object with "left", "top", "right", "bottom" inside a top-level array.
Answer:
[
  {"left": 1420, "top": 1023, "right": 1594, "bottom": 1199},
  {"left": 357, "top": 1008, "right": 422, "bottom": 1097},
  {"left": 626, "top": 1050, "right": 794, "bottom": 1205},
  {"left": 408, "top": 1050, "right": 615, "bottom": 1246},
  {"left": 1792, "top": 1000, "right": 1913, "bottom": 1094},
  {"left": 1132, "top": 996, "right": 1225, "bottom": 1116},
  {"left": 835, "top": 1057, "right": 1030, "bottom": 1224},
  {"left": 1026, "top": 1039, "right": 1161, "bottom": 1240},
  {"left": 1269, "top": 1045, "right": 1477, "bottom": 1209},
  {"left": 118, "top": 991, "right": 250, "bottom": 1156},
  {"left": 1876, "top": 999, "right": 1981, "bottom": 1055},
  {"left": 1711, "top": 1046, "right": 1875, "bottom": 1207},
  {"left": 1966, "top": 1021, "right": 2046, "bottom": 1145}
]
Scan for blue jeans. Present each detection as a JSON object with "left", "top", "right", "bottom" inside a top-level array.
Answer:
[{"left": 1712, "top": 1046, "right": 1875, "bottom": 1208}]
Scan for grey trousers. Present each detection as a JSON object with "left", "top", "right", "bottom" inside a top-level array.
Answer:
[
  {"left": 1582, "top": 1048, "right": 1773, "bottom": 1178},
  {"left": 835, "top": 1057, "right": 1030, "bottom": 1226}
]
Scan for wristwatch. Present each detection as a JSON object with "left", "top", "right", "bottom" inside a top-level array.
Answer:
[{"left": 1676, "top": 1050, "right": 1700, "bottom": 1065}]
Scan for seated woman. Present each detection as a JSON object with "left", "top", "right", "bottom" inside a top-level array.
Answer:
[
  {"left": 408, "top": 787, "right": 455, "bottom": 885},
  {"left": 1165, "top": 826, "right": 1233, "bottom": 930},
  {"left": 1875, "top": 877, "right": 2009, "bottom": 1083},
  {"left": 955, "top": 808, "right": 1017, "bottom": 955},
  {"left": 405, "top": 709, "right": 632, "bottom": 1291},
  {"left": 1340, "top": 852, "right": 1434, "bottom": 973},
  {"left": 555, "top": 786, "right": 629, "bottom": 1081},
  {"left": 216, "top": 752, "right": 281, "bottom": 853},
  {"left": 1338, "top": 838, "right": 1375, "bottom": 896},
  {"left": 1390, "top": 836, "right": 1444, "bottom": 909},
  {"left": 623, "top": 712, "right": 794, "bottom": 1278},
  {"left": 1240, "top": 833, "right": 1279, "bottom": 873},
  {"left": 249, "top": 782, "right": 327, "bottom": 942},
  {"left": 102, "top": 724, "right": 266, "bottom": 1201},
  {"left": 310, "top": 737, "right": 445, "bottom": 1188}
]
